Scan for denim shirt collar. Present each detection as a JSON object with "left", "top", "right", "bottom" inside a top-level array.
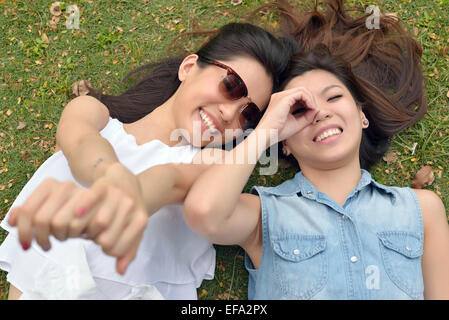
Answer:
[{"left": 265, "top": 169, "right": 396, "bottom": 203}]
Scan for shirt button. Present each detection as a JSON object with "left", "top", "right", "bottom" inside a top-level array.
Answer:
[
  {"left": 342, "top": 215, "right": 348, "bottom": 220},
  {"left": 293, "top": 249, "right": 300, "bottom": 255},
  {"left": 405, "top": 246, "right": 411, "bottom": 251},
  {"left": 350, "top": 256, "right": 358, "bottom": 263}
]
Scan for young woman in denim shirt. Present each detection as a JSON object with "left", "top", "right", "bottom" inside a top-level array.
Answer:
[{"left": 182, "top": 3, "right": 449, "bottom": 299}]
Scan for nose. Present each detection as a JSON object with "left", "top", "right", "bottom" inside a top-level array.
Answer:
[
  {"left": 218, "top": 100, "right": 245, "bottom": 125},
  {"left": 313, "top": 109, "right": 332, "bottom": 124}
]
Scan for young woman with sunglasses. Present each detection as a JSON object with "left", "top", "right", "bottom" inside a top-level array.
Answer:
[
  {"left": 181, "top": 3, "right": 449, "bottom": 299},
  {"left": 0, "top": 22, "right": 294, "bottom": 300}
]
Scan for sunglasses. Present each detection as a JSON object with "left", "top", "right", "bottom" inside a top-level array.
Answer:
[{"left": 199, "top": 56, "right": 263, "bottom": 130}]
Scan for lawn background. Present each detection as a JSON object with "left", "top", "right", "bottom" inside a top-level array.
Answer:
[{"left": 0, "top": 0, "right": 448, "bottom": 300}]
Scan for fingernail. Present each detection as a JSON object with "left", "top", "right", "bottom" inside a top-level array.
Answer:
[
  {"left": 75, "top": 207, "right": 87, "bottom": 217},
  {"left": 21, "top": 241, "right": 30, "bottom": 251}
]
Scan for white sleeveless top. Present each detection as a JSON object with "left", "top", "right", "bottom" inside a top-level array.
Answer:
[{"left": 0, "top": 117, "right": 215, "bottom": 299}]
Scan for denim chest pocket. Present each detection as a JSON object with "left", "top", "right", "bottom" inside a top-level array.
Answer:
[
  {"left": 377, "top": 231, "right": 424, "bottom": 299},
  {"left": 271, "top": 235, "right": 327, "bottom": 299}
]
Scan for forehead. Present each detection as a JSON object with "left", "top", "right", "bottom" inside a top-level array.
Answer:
[
  {"left": 220, "top": 56, "right": 273, "bottom": 109},
  {"left": 284, "top": 69, "right": 345, "bottom": 93}
]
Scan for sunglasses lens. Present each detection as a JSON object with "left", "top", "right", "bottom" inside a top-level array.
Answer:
[
  {"left": 220, "top": 74, "right": 247, "bottom": 100},
  {"left": 239, "top": 103, "right": 262, "bottom": 130}
]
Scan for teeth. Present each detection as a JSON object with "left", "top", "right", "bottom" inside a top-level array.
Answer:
[
  {"left": 316, "top": 128, "right": 342, "bottom": 142},
  {"left": 199, "top": 109, "right": 218, "bottom": 133}
]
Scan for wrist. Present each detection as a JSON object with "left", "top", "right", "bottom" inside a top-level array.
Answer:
[{"left": 92, "top": 159, "right": 118, "bottom": 182}]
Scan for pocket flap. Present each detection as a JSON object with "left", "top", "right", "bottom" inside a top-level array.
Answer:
[
  {"left": 377, "top": 231, "right": 423, "bottom": 258},
  {"left": 272, "top": 235, "right": 326, "bottom": 262}
]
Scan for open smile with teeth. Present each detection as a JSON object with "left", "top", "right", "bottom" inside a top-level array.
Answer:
[
  {"left": 199, "top": 108, "right": 219, "bottom": 133},
  {"left": 315, "top": 128, "right": 342, "bottom": 142}
]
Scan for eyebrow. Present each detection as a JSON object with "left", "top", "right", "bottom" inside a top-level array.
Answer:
[{"left": 320, "top": 84, "right": 343, "bottom": 95}]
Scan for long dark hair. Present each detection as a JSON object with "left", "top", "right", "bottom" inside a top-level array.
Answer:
[
  {"left": 86, "top": 23, "right": 294, "bottom": 124},
  {"left": 264, "top": 0, "right": 426, "bottom": 170}
]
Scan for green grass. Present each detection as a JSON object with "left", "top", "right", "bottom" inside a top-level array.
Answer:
[{"left": 0, "top": 0, "right": 448, "bottom": 300}]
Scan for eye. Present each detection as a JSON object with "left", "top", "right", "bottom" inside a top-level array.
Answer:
[{"left": 328, "top": 95, "right": 342, "bottom": 102}]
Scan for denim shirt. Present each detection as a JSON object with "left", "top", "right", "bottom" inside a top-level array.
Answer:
[{"left": 245, "top": 169, "right": 424, "bottom": 300}]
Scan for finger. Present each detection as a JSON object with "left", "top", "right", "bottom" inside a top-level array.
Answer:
[
  {"left": 50, "top": 191, "right": 86, "bottom": 241},
  {"left": 289, "top": 88, "right": 317, "bottom": 112},
  {"left": 33, "top": 182, "right": 77, "bottom": 251},
  {"left": 8, "top": 206, "right": 21, "bottom": 227},
  {"left": 16, "top": 207, "right": 33, "bottom": 250},
  {"left": 15, "top": 180, "right": 56, "bottom": 249},
  {"left": 83, "top": 194, "right": 120, "bottom": 239},
  {"left": 74, "top": 182, "right": 108, "bottom": 217},
  {"left": 66, "top": 200, "right": 102, "bottom": 238},
  {"left": 116, "top": 241, "right": 140, "bottom": 275},
  {"left": 109, "top": 209, "right": 147, "bottom": 258},
  {"left": 95, "top": 197, "right": 135, "bottom": 254}
]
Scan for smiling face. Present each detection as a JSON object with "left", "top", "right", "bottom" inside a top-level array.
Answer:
[
  {"left": 283, "top": 69, "right": 369, "bottom": 170},
  {"left": 171, "top": 54, "right": 273, "bottom": 147}
]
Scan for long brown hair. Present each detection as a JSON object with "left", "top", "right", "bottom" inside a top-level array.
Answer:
[{"left": 246, "top": 0, "right": 426, "bottom": 169}]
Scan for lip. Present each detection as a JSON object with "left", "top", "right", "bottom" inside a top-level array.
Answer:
[
  {"left": 313, "top": 124, "right": 343, "bottom": 142},
  {"left": 199, "top": 107, "right": 223, "bottom": 133}
]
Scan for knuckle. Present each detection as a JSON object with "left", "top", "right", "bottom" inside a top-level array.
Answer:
[
  {"left": 122, "top": 197, "right": 135, "bottom": 213},
  {"left": 50, "top": 218, "right": 66, "bottom": 232},
  {"left": 136, "top": 212, "right": 148, "bottom": 229},
  {"left": 33, "top": 214, "right": 49, "bottom": 228},
  {"left": 98, "top": 236, "right": 114, "bottom": 251},
  {"left": 69, "top": 219, "right": 84, "bottom": 234},
  {"left": 94, "top": 215, "right": 109, "bottom": 230}
]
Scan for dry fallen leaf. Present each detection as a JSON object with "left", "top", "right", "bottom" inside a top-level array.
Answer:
[
  {"left": 446, "top": 90, "right": 449, "bottom": 99},
  {"left": 72, "top": 80, "right": 92, "bottom": 96},
  {"left": 50, "top": 2, "right": 62, "bottom": 16},
  {"left": 231, "top": 0, "right": 243, "bottom": 5},
  {"left": 42, "top": 33, "right": 50, "bottom": 44},
  {"left": 382, "top": 151, "right": 398, "bottom": 165},
  {"left": 16, "top": 122, "right": 26, "bottom": 130},
  {"left": 411, "top": 166, "right": 435, "bottom": 189}
]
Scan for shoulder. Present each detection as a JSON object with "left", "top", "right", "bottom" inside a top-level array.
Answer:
[{"left": 411, "top": 188, "right": 447, "bottom": 232}]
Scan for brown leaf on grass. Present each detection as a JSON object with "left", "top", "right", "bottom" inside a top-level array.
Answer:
[
  {"left": 72, "top": 80, "right": 92, "bottom": 96},
  {"left": 42, "top": 33, "right": 50, "bottom": 44},
  {"left": 446, "top": 89, "right": 449, "bottom": 99},
  {"left": 231, "top": 0, "right": 243, "bottom": 5},
  {"left": 443, "top": 46, "right": 449, "bottom": 58},
  {"left": 382, "top": 151, "right": 398, "bottom": 165},
  {"left": 50, "top": 2, "right": 62, "bottom": 16},
  {"left": 16, "top": 122, "right": 26, "bottom": 130},
  {"left": 411, "top": 166, "right": 435, "bottom": 189}
]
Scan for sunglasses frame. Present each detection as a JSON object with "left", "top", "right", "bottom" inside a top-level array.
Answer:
[{"left": 198, "top": 56, "right": 262, "bottom": 130}]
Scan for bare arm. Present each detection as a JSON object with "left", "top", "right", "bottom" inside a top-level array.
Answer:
[
  {"left": 183, "top": 130, "right": 266, "bottom": 247},
  {"left": 414, "top": 189, "right": 449, "bottom": 299},
  {"left": 56, "top": 95, "right": 119, "bottom": 187}
]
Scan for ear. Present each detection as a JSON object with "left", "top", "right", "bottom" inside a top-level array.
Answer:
[
  {"left": 282, "top": 141, "right": 292, "bottom": 156},
  {"left": 359, "top": 109, "right": 369, "bottom": 128},
  {"left": 178, "top": 54, "right": 199, "bottom": 82}
]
